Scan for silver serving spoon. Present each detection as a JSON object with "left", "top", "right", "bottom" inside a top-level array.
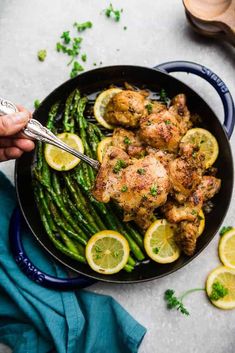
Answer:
[{"left": 0, "top": 97, "right": 100, "bottom": 170}]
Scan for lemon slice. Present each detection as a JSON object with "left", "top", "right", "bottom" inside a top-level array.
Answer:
[
  {"left": 94, "top": 88, "right": 122, "bottom": 129},
  {"left": 198, "top": 209, "right": 205, "bottom": 237},
  {"left": 44, "top": 132, "right": 84, "bottom": 171},
  {"left": 85, "top": 230, "right": 130, "bottom": 274},
  {"left": 144, "top": 219, "right": 180, "bottom": 264},
  {"left": 181, "top": 128, "right": 219, "bottom": 168},
  {"left": 97, "top": 137, "right": 113, "bottom": 163},
  {"left": 206, "top": 266, "right": 235, "bottom": 309},
  {"left": 219, "top": 228, "right": 235, "bottom": 269}
]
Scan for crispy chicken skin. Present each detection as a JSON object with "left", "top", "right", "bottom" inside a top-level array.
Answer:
[
  {"left": 139, "top": 94, "right": 192, "bottom": 153},
  {"left": 104, "top": 90, "right": 148, "bottom": 128},
  {"left": 162, "top": 175, "right": 221, "bottom": 255},
  {"left": 92, "top": 147, "right": 171, "bottom": 229}
]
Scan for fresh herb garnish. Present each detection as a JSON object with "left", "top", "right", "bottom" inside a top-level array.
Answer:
[
  {"left": 34, "top": 99, "right": 41, "bottom": 109},
  {"left": 209, "top": 282, "right": 228, "bottom": 301},
  {"left": 95, "top": 245, "right": 102, "bottom": 252},
  {"left": 137, "top": 168, "right": 146, "bottom": 175},
  {"left": 160, "top": 88, "right": 168, "bottom": 104},
  {"left": 73, "top": 21, "right": 93, "bottom": 32},
  {"left": 153, "top": 247, "right": 159, "bottom": 254},
  {"left": 164, "top": 120, "right": 171, "bottom": 125},
  {"left": 105, "top": 3, "right": 123, "bottom": 22},
  {"left": 191, "top": 210, "right": 197, "bottom": 215},
  {"left": 37, "top": 49, "right": 47, "bottom": 62},
  {"left": 61, "top": 31, "right": 71, "bottom": 44},
  {"left": 147, "top": 120, "right": 152, "bottom": 126},
  {"left": 220, "top": 226, "right": 233, "bottom": 236},
  {"left": 81, "top": 54, "right": 87, "bottom": 62},
  {"left": 113, "top": 159, "right": 127, "bottom": 173},
  {"left": 145, "top": 103, "right": 153, "bottom": 114},
  {"left": 70, "top": 61, "right": 84, "bottom": 78},
  {"left": 164, "top": 289, "right": 190, "bottom": 316},
  {"left": 164, "top": 288, "right": 205, "bottom": 316},
  {"left": 123, "top": 136, "right": 131, "bottom": 145},
  {"left": 150, "top": 185, "right": 158, "bottom": 196},
  {"left": 121, "top": 185, "right": 128, "bottom": 192}
]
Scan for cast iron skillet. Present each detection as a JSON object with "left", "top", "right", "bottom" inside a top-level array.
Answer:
[{"left": 11, "top": 61, "right": 235, "bottom": 289}]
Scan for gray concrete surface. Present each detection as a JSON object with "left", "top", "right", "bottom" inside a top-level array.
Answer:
[{"left": 0, "top": 1, "right": 235, "bottom": 352}]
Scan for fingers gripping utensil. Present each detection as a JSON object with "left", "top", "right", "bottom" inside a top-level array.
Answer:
[{"left": 0, "top": 97, "right": 100, "bottom": 170}]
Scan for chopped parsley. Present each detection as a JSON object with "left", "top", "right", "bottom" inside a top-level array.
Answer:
[
  {"left": 123, "top": 136, "right": 131, "bottom": 145},
  {"left": 191, "top": 210, "right": 197, "bottom": 215},
  {"left": 150, "top": 185, "right": 158, "bottom": 196},
  {"left": 34, "top": 99, "right": 41, "bottom": 109},
  {"left": 209, "top": 282, "right": 228, "bottom": 301},
  {"left": 164, "top": 120, "right": 171, "bottom": 125},
  {"left": 61, "top": 31, "right": 71, "bottom": 44},
  {"left": 73, "top": 21, "right": 93, "bottom": 32},
  {"left": 95, "top": 245, "right": 102, "bottom": 252},
  {"left": 113, "top": 159, "right": 127, "bottom": 173},
  {"left": 105, "top": 3, "right": 123, "bottom": 22},
  {"left": 81, "top": 54, "right": 87, "bottom": 62},
  {"left": 121, "top": 185, "right": 128, "bottom": 192},
  {"left": 147, "top": 120, "right": 153, "bottom": 126},
  {"left": 137, "top": 168, "right": 146, "bottom": 175},
  {"left": 145, "top": 103, "right": 153, "bottom": 114},
  {"left": 37, "top": 49, "right": 47, "bottom": 62},
  {"left": 153, "top": 247, "right": 159, "bottom": 254},
  {"left": 220, "top": 226, "right": 233, "bottom": 236},
  {"left": 159, "top": 88, "right": 168, "bottom": 104},
  {"left": 123, "top": 26, "right": 127, "bottom": 30},
  {"left": 70, "top": 61, "right": 84, "bottom": 78}
]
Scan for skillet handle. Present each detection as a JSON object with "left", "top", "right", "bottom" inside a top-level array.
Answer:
[
  {"left": 154, "top": 61, "right": 235, "bottom": 139},
  {"left": 9, "top": 207, "right": 96, "bottom": 290}
]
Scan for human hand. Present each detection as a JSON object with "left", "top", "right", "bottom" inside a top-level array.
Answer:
[{"left": 0, "top": 105, "right": 35, "bottom": 161}]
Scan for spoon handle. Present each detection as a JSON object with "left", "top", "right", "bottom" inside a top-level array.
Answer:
[{"left": 0, "top": 97, "right": 100, "bottom": 170}]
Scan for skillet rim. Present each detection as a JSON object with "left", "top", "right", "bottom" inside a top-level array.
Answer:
[{"left": 15, "top": 64, "right": 234, "bottom": 283}]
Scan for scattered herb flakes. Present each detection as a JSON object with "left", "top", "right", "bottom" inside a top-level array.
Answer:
[
  {"left": 95, "top": 245, "right": 102, "bottom": 252},
  {"left": 123, "top": 136, "right": 131, "bottom": 145},
  {"left": 123, "top": 26, "right": 127, "bottom": 30},
  {"left": 153, "top": 247, "right": 159, "bottom": 254},
  {"left": 70, "top": 61, "right": 84, "bottom": 78},
  {"left": 164, "top": 120, "right": 171, "bottom": 125},
  {"left": 147, "top": 120, "right": 152, "bottom": 126},
  {"left": 191, "top": 210, "right": 197, "bottom": 215},
  {"left": 137, "top": 168, "right": 146, "bottom": 175},
  {"left": 160, "top": 88, "right": 168, "bottom": 104},
  {"left": 74, "top": 21, "right": 93, "bottom": 32},
  {"left": 105, "top": 3, "right": 123, "bottom": 22},
  {"left": 121, "top": 185, "right": 128, "bottom": 192},
  {"left": 34, "top": 99, "right": 41, "bottom": 109},
  {"left": 150, "top": 185, "right": 158, "bottom": 196},
  {"left": 209, "top": 282, "right": 228, "bottom": 301},
  {"left": 113, "top": 251, "right": 119, "bottom": 258},
  {"left": 93, "top": 62, "right": 97, "bottom": 66},
  {"left": 145, "top": 103, "right": 153, "bottom": 114},
  {"left": 113, "top": 159, "right": 127, "bottom": 173},
  {"left": 37, "top": 49, "right": 47, "bottom": 62},
  {"left": 220, "top": 226, "right": 233, "bottom": 236},
  {"left": 81, "top": 54, "right": 87, "bottom": 62},
  {"left": 61, "top": 31, "right": 71, "bottom": 44}
]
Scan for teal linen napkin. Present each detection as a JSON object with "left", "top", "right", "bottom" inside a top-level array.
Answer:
[{"left": 0, "top": 171, "right": 146, "bottom": 353}]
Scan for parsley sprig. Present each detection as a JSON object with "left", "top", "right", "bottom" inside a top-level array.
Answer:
[
  {"left": 105, "top": 3, "right": 123, "bottom": 22},
  {"left": 209, "top": 282, "right": 228, "bottom": 301},
  {"left": 56, "top": 21, "right": 92, "bottom": 78},
  {"left": 164, "top": 288, "right": 205, "bottom": 316}
]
